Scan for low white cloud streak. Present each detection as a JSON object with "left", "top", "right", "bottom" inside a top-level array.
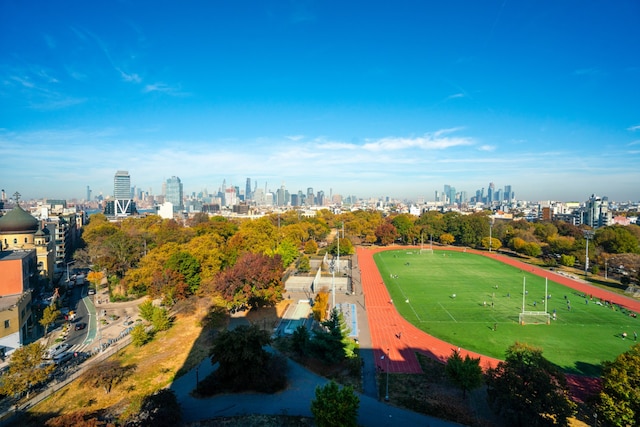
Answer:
[{"left": 2, "top": 127, "right": 638, "bottom": 201}]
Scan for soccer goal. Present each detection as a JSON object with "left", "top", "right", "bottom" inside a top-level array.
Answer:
[
  {"left": 519, "top": 311, "right": 551, "bottom": 325},
  {"left": 519, "top": 276, "right": 551, "bottom": 325}
]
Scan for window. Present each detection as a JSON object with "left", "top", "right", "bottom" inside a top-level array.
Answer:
[
  {"left": 4, "top": 320, "right": 9, "bottom": 329},
  {"left": 13, "top": 239, "right": 17, "bottom": 244},
  {"left": 24, "top": 237, "right": 28, "bottom": 243}
]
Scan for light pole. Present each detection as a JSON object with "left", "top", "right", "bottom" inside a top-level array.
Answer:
[
  {"left": 66, "top": 261, "right": 75, "bottom": 282},
  {"left": 384, "top": 348, "right": 390, "bottom": 401},
  {"left": 584, "top": 230, "right": 595, "bottom": 279},
  {"left": 489, "top": 217, "right": 494, "bottom": 252}
]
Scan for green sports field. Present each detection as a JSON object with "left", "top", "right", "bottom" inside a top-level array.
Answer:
[{"left": 375, "top": 249, "right": 639, "bottom": 376}]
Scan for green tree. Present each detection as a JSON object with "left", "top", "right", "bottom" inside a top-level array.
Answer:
[
  {"left": 298, "top": 255, "right": 311, "bottom": 273},
  {"left": 445, "top": 349, "right": 483, "bottom": 399},
  {"left": 311, "top": 380, "right": 360, "bottom": 427},
  {"left": 310, "top": 308, "right": 349, "bottom": 364},
  {"left": 486, "top": 342, "right": 575, "bottom": 427},
  {"left": 209, "top": 324, "right": 286, "bottom": 393},
  {"left": 0, "top": 342, "right": 54, "bottom": 397},
  {"left": 131, "top": 324, "right": 151, "bottom": 346},
  {"left": 138, "top": 299, "right": 155, "bottom": 321},
  {"left": 152, "top": 307, "right": 171, "bottom": 331},
  {"left": 596, "top": 225, "right": 640, "bottom": 254},
  {"left": 165, "top": 251, "right": 201, "bottom": 294},
  {"left": 291, "top": 324, "right": 311, "bottom": 356},
  {"left": 559, "top": 254, "right": 575, "bottom": 267},
  {"left": 39, "top": 305, "right": 60, "bottom": 336},
  {"left": 274, "top": 238, "right": 299, "bottom": 267},
  {"left": 597, "top": 343, "right": 640, "bottom": 426}
]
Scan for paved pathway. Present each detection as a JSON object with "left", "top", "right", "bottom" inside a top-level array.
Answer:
[{"left": 171, "top": 355, "right": 463, "bottom": 427}]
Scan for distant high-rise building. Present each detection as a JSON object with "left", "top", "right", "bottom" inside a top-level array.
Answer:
[
  {"left": 504, "top": 185, "right": 512, "bottom": 202},
  {"left": 86, "top": 185, "right": 91, "bottom": 202},
  {"left": 317, "top": 190, "right": 325, "bottom": 206},
  {"left": 583, "top": 194, "right": 612, "bottom": 228},
  {"left": 165, "top": 176, "right": 184, "bottom": 212},
  {"left": 114, "top": 170, "right": 131, "bottom": 200},
  {"left": 487, "top": 182, "right": 495, "bottom": 204},
  {"left": 109, "top": 171, "right": 135, "bottom": 216},
  {"left": 307, "top": 187, "right": 314, "bottom": 205},
  {"left": 245, "top": 178, "right": 252, "bottom": 201}
]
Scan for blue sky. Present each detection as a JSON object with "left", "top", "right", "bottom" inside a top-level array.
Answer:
[{"left": 1, "top": 1, "right": 639, "bottom": 202}]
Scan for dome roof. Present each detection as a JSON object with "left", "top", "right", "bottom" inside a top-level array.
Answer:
[{"left": 0, "top": 204, "right": 39, "bottom": 234}]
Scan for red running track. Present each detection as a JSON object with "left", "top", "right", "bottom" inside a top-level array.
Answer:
[{"left": 358, "top": 245, "right": 640, "bottom": 379}]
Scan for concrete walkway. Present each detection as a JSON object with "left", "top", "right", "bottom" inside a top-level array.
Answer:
[{"left": 170, "top": 356, "right": 463, "bottom": 427}]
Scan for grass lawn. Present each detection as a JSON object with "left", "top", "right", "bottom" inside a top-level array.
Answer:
[{"left": 375, "top": 249, "right": 639, "bottom": 376}]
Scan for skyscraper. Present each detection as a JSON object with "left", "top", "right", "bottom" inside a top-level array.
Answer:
[
  {"left": 114, "top": 170, "right": 131, "bottom": 199},
  {"left": 165, "top": 176, "right": 184, "bottom": 212},
  {"left": 111, "top": 170, "right": 134, "bottom": 216},
  {"left": 245, "top": 178, "right": 252, "bottom": 201}
]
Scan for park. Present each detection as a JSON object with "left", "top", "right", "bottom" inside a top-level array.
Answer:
[{"left": 371, "top": 248, "right": 640, "bottom": 377}]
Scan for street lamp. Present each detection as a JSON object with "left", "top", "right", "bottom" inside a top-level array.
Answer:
[
  {"left": 66, "top": 261, "right": 75, "bottom": 282},
  {"left": 583, "top": 230, "right": 595, "bottom": 279},
  {"left": 381, "top": 348, "right": 390, "bottom": 401},
  {"left": 489, "top": 217, "right": 494, "bottom": 252}
]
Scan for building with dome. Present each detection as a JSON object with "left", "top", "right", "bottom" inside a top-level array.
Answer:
[{"left": 0, "top": 201, "right": 55, "bottom": 356}]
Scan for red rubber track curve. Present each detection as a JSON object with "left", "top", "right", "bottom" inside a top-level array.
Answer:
[{"left": 358, "top": 245, "right": 640, "bottom": 400}]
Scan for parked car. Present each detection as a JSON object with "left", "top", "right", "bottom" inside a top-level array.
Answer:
[
  {"left": 44, "top": 343, "right": 70, "bottom": 360},
  {"left": 74, "top": 322, "right": 87, "bottom": 331},
  {"left": 53, "top": 352, "right": 73, "bottom": 364},
  {"left": 88, "top": 288, "right": 96, "bottom": 295}
]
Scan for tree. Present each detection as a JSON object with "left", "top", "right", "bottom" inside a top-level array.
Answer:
[
  {"left": 209, "top": 324, "right": 285, "bottom": 393},
  {"left": 304, "top": 239, "right": 318, "bottom": 254},
  {"left": 81, "top": 360, "right": 135, "bottom": 394},
  {"left": 165, "top": 251, "right": 201, "bottom": 294},
  {"left": 445, "top": 349, "right": 483, "bottom": 398},
  {"left": 440, "top": 233, "right": 455, "bottom": 245},
  {"left": 375, "top": 221, "right": 398, "bottom": 245},
  {"left": 130, "top": 324, "right": 151, "bottom": 347},
  {"left": 481, "top": 237, "right": 503, "bottom": 252},
  {"left": 274, "top": 238, "right": 299, "bottom": 267},
  {"left": 298, "top": 255, "right": 311, "bottom": 273},
  {"left": 597, "top": 343, "right": 640, "bottom": 426},
  {"left": 312, "top": 290, "right": 330, "bottom": 321},
  {"left": 213, "top": 252, "right": 284, "bottom": 310},
  {"left": 291, "top": 324, "right": 311, "bottom": 356},
  {"left": 138, "top": 299, "right": 155, "bottom": 321},
  {"left": 559, "top": 254, "right": 575, "bottom": 267},
  {"left": 310, "top": 308, "right": 349, "bottom": 364},
  {"left": 152, "top": 306, "right": 171, "bottom": 331},
  {"left": 40, "top": 305, "right": 60, "bottom": 336},
  {"left": 486, "top": 342, "right": 575, "bottom": 427},
  {"left": 311, "top": 380, "right": 360, "bottom": 427},
  {"left": 0, "top": 342, "right": 54, "bottom": 397}
]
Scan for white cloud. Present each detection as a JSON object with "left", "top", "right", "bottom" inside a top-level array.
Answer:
[
  {"left": 627, "top": 125, "right": 640, "bottom": 132},
  {"left": 143, "top": 82, "right": 187, "bottom": 96},
  {"left": 118, "top": 69, "right": 141, "bottom": 83},
  {"left": 478, "top": 145, "right": 495, "bottom": 151}
]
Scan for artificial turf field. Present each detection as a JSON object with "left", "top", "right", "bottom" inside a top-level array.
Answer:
[{"left": 374, "top": 249, "right": 639, "bottom": 376}]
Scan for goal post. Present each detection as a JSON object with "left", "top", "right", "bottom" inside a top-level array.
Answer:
[
  {"left": 519, "top": 311, "right": 551, "bottom": 325},
  {"left": 519, "top": 276, "right": 551, "bottom": 324}
]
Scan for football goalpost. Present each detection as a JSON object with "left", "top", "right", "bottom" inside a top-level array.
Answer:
[
  {"left": 519, "top": 277, "right": 551, "bottom": 325},
  {"left": 419, "top": 233, "right": 434, "bottom": 254}
]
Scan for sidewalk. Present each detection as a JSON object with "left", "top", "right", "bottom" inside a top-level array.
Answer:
[{"left": 171, "top": 355, "right": 463, "bottom": 427}]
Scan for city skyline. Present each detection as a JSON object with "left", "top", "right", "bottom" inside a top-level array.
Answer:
[{"left": 1, "top": 1, "right": 639, "bottom": 202}]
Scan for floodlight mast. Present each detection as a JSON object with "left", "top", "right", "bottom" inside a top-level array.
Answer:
[{"left": 583, "top": 230, "right": 595, "bottom": 279}]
